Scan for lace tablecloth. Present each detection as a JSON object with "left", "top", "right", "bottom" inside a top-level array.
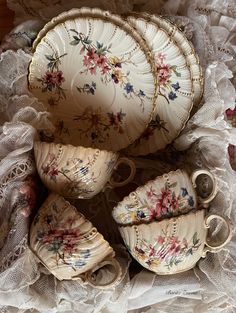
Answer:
[{"left": 0, "top": 0, "right": 236, "bottom": 312}]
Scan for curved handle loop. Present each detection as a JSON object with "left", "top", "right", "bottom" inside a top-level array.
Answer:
[
  {"left": 109, "top": 157, "right": 136, "bottom": 188},
  {"left": 191, "top": 170, "right": 218, "bottom": 207},
  {"left": 85, "top": 258, "right": 122, "bottom": 289},
  {"left": 203, "top": 214, "right": 232, "bottom": 256}
]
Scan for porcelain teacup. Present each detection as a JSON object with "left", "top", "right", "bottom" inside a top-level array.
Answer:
[
  {"left": 34, "top": 141, "right": 136, "bottom": 199},
  {"left": 119, "top": 209, "right": 232, "bottom": 275},
  {"left": 112, "top": 169, "right": 217, "bottom": 225},
  {"left": 30, "top": 193, "right": 122, "bottom": 288}
]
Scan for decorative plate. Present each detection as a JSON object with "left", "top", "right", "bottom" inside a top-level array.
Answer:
[
  {"left": 126, "top": 15, "right": 194, "bottom": 156},
  {"left": 148, "top": 14, "right": 203, "bottom": 111},
  {"left": 28, "top": 8, "right": 157, "bottom": 151}
]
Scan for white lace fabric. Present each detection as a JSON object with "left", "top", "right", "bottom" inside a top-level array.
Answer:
[{"left": 0, "top": 0, "right": 236, "bottom": 312}]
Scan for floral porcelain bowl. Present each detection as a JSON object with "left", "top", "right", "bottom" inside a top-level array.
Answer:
[
  {"left": 112, "top": 169, "right": 217, "bottom": 225},
  {"left": 34, "top": 141, "right": 136, "bottom": 199},
  {"left": 119, "top": 209, "right": 232, "bottom": 275},
  {"left": 30, "top": 193, "right": 122, "bottom": 288}
]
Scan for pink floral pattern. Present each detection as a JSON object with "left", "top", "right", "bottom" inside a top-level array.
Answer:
[
  {"left": 69, "top": 30, "right": 147, "bottom": 111},
  {"left": 118, "top": 182, "right": 195, "bottom": 224},
  {"left": 35, "top": 207, "right": 91, "bottom": 269},
  {"left": 133, "top": 231, "right": 201, "bottom": 269},
  {"left": 135, "top": 114, "right": 169, "bottom": 143},
  {"left": 155, "top": 52, "right": 181, "bottom": 102},
  {"left": 147, "top": 184, "right": 194, "bottom": 220},
  {"left": 41, "top": 152, "right": 98, "bottom": 197},
  {"left": 38, "top": 53, "right": 67, "bottom": 106},
  {"left": 73, "top": 108, "right": 126, "bottom": 144}
]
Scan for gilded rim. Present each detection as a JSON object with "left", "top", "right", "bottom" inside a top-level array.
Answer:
[
  {"left": 151, "top": 13, "right": 204, "bottom": 107},
  {"left": 118, "top": 209, "right": 206, "bottom": 274},
  {"left": 125, "top": 12, "right": 195, "bottom": 156}
]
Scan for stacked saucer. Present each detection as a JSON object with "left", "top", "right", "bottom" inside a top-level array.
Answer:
[{"left": 28, "top": 7, "right": 203, "bottom": 155}]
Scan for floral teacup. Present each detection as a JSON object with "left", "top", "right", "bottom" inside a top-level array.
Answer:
[
  {"left": 112, "top": 169, "right": 217, "bottom": 225},
  {"left": 30, "top": 193, "right": 122, "bottom": 288},
  {"left": 34, "top": 141, "right": 136, "bottom": 199},
  {"left": 119, "top": 209, "right": 232, "bottom": 275}
]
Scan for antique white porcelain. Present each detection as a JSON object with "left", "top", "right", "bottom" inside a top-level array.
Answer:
[
  {"left": 126, "top": 15, "right": 194, "bottom": 156},
  {"left": 119, "top": 209, "right": 232, "bottom": 275},
  {"left": 28, "top": 7, "right": 157, "bottom": 152},
  {"left": 112, "top": 169, "right": 217, "bottom": 226},
  {"left": 146, "top": 14, "right": 203, "bottom": 110},
  {"left": 30, "top": 193, "right": 122, "bottom": 288},
  {"left": 34, "top": 141, "right": 136, "bottom": 199}
]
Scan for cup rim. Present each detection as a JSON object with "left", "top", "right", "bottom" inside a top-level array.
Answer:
[
  {"left": 118, "top": 208, "right": 205, "bottom": 230},
  {"left": 34, "top": 140, "right": 118, "bottom": 156}
]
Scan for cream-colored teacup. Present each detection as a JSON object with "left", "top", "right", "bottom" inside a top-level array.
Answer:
[
  {"left": 119, "top": 209, "right": 232, "bottom": 275},
  {"left": 34, "top": 141, "right": 136, "bottom": 199},
  {"left": 112, "top": 169, "right": 217, "bottom": 225},
  {"left": 30, "top": 193, "right": 122, "bottom": 288}
]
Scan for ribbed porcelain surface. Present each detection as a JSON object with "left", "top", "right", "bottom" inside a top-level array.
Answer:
[
  {"left": 112, "top": 169, "right": 197, "bottom": 225},
  {"left": 34, "top": 141, "right": 118, "bottom": 198},
  {"left": 126, "top": 15, "right": 195, "bottom": 155},
  {"left": 119, "top": 210, "right": 206, "bottom": 275},
  {"left": 30, "top": 193, "right": 114, "bottom": 280}
]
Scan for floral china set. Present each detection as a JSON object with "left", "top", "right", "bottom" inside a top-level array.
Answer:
[
  {"left": 113, "top": 169, "right": 232, "bottom": 274},
  {"left": 28, "top": 7, "right": 232, "bottom": 287}
]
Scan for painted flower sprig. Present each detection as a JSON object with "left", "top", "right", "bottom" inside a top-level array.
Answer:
[
  {"left": 38, "top": 53, "right": 67, "bottom": 106},
  {"left": 69, "top": 29, "right": 147, "bottom": 111},
  {"left": 155, "top": 52, "right": 181, "bottom": 103}
]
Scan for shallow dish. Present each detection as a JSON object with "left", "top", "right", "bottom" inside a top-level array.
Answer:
[
  {"left": 126, "top": 15, "right": 194, "bottom": 155},
  {"left": 28, "top": 8, "right": 157, "bottom": 152}
]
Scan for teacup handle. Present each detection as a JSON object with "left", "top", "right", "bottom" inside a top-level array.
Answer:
[
  {"left": 108, "top": 157, "right": 136, "bottom": 188},
  {"left": 85, "top": 258, "right": 122, "bottom": 289},
  {"left": 203, "top": 214, "right": 232, "bottom": 256},
  {"left": 191, "top": 170, "right": 218, "bottom": 207}
]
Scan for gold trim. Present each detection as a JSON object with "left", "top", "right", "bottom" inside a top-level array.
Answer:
[
  {"left": 118, "top": 209, "right": 208, "bottom": 275},
  {"left": 124, "top": 12, "right": 196, "bottom": 156},
  {"left": 28, "top": 7, "right": 158, "bottom": 152},
  {"left": 151, "top": 14, "right": 204, "bottom": 108}
]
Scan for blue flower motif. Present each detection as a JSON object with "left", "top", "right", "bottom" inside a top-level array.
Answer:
[
  {"left": 74, "top": 260, "right": 86, "bottom": 268},
  {"left": 81, "top": 249, "right": 90, "bottom": 258},
  {"left": 90, "top": 87, "right": 95, "bottom": 95},
  {"left": 80, "top": 166, "right": 89, "bottom": 175},
  {"left": 171, "top": 82, "right": 180, "bottom": 91},
  {"left": 181, "top": 188, "right": 188, "bottom": 197},
  {"left": 138, "top": 90, "right": 145, "bottom": 97},
  {"left": 137, "top": 210, "right": 146, "bottom": 219},
  {"left": 188, "top": 196, "right": 194, "bottom": 207},
  {"left": 168, "top": 91, "right": 177, "bottom": 100},
  {"left": 124, "top": 83, "right": 134, "bottom": 94}
]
